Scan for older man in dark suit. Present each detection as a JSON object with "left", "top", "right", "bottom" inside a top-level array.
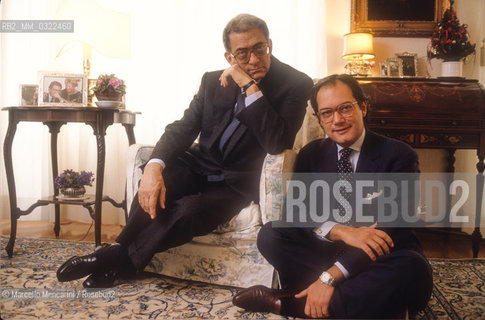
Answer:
[
  {"left": 56, "top": 14, "right": 313, "bottom": 288},
  {"left": 233, "top": 74, "right": 433, "bottom": 318}
]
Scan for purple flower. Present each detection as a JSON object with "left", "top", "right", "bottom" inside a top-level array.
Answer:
[{"left": 54, "top": 169, "right": 94, "bottom": 189}]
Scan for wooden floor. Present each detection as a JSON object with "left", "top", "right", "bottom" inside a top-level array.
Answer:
[{"left": 1, "top": 219, "right": 484, "bottom": 259}]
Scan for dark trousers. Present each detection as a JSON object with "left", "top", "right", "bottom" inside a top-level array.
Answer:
[
  {"left": 257, "top": 222, "right": 433, "bottom": 318},
  {"left": 116, "top": 159, "right": 250, "bottom": 270}
]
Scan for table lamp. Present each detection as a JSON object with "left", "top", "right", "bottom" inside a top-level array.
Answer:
[
  {"left": 55, "top": 0, "right": 130, "bottom": 105},
  {"left": 342, "top": 32, "right": 375, "bottom": 76}
]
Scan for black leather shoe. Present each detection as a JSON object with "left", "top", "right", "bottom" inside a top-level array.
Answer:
[
  {"left": 56, "top": 253, "right": 99, "bottom": 282},
  {"left": 82, "top": 269, "right": 118, "bottom": 288},
  {"left": 233, "top": 285, "right": 291, "bottom": 314}
]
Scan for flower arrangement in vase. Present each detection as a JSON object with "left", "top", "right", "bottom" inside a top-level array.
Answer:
[
  {"left": 55, "top": 169, "right": 94, "bottom": 198},
  {"left": 427, "top": 0, "right": 475, "bottom": 77},
  {"left": 93, "top": 74, "right": 126, "bottom": 102}
]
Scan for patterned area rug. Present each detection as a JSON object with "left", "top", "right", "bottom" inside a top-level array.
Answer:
[{"left": 0, "top": 236, "right": 484, "bottom": 319}]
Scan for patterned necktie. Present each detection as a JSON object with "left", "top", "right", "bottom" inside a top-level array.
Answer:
[
  {"left": 336, "top": 148, "right": 354, "bottom": 224},
  {"left": 219, "top": 92, "right": 246, "bottom": 152}
]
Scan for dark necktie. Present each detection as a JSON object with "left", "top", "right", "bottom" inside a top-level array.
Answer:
[
  {"left": 336, "top": 148, "right": 353, "bottom": 224},
  {"left": 219, "top": 91, "right": 246, "bottom": 152}
]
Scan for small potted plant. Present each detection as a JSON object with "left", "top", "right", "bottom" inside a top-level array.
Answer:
[
  {"left": 55, "top": 169, "right": 95, "bottom": 198},
  {"left": 93, "top": 74, "right": 126, "bottom": 101}
]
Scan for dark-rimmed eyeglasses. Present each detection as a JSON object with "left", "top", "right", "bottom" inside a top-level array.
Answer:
[
  {"left": 316, "top": 101, "right": 359, "bottom": 123},
  {"left": 230, "top": 42, "right": 270, "bottom": 63}
]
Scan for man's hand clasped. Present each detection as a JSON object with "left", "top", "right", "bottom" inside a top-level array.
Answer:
[{"left": 329, "top": 223, "right": 394, "bottom": 261}]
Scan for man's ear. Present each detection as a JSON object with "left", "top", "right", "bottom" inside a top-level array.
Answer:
[
  {"left": 360, "top": 101, "right": 368, "bottom": 117},
  {"left": 224, "top": 52, "right": 235, "bottom": 65},
  {"left": 268, "top": 38, "right": 273, "bottom": 55}
]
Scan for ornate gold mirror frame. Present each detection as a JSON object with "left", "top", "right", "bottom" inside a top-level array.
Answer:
[{"left": 351, "top": 0, "right": 450, "bottom": 37}]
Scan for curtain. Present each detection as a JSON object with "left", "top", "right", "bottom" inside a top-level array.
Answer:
[{"left": 0, "top": 0, "right": 350, "bottom": 225}]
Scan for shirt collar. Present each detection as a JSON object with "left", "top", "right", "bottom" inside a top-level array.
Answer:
[{"left": 336, "top": 128, "right": 366, "bottom": 154}]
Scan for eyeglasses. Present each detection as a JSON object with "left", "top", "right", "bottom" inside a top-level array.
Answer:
[
  {"left": 230, "top": 42, "right": 270, "bottom": 63},
  {"left": 316, "top": 101, "right": 359, "bottom": 123}
]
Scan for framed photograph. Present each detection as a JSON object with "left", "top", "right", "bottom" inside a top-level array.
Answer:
[
  {"left": 396, "top": 52, "right": 418, "bottom": 77},
  {"left": 386, "top": 58, "right": 401, "bottom": 77},
  {"left": 38, "top": 72, "right": 87, "bottom": 106},
  {"left": 379, "top": 62, "right": 389, "bottom": 77},
  {"left": 351, "top": 0, "right": 449, "bottom": 37},
  {"left": 19, "top": 84, "right": 39, "bottom": 106}
]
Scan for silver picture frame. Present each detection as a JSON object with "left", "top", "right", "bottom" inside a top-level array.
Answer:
[
  {"left": 386, "top": 58, "right": 402, "bottom": 77},
  {"left": 19, "top": 84, "right": 39, "bottom": 106},
  {"left": 38, "top": 71, "right": 88, "bottom": 107},
  {"left": 396, "top": 52, "right": 418, "bottom": 77}
]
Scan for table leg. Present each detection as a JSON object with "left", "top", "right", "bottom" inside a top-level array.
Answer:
[
  {"left": 122, "top": 123, "right": 136, "bottom": 222},
  {"left": 3, "top": 112, "right": 18, "bottom": 258},
  {"left": 122, "top": 123, "right": 136, "bottom": 146},
  {"left": 444, "top": 149, "right": 456, "bottom": 233},
  {"left": 93, "top": 119, "right": 107, "bottom": 247},
  {"left": 473, "top": 155, "right": 484, "bottom": 258},
  {"left": 45, "top": 122, "right": 64, "bottom": 238}
]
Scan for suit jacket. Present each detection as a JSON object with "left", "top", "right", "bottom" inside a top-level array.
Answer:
[
  {"left": 294, "top": 130, "right": 423, "bottom": 276},
  {"left": 43, "top": 93, "right": 60, "bottom": 103},
  {"left": 150, "top": 56, "right": 313, "bottom": 201}
]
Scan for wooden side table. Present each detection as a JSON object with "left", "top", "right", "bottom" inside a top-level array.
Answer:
[{"left": 2, "top": 106, "right": 139, "bottom": 257}]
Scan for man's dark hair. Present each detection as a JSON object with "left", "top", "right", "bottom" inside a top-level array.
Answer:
[
  {"left": 49, "top": 81, "right": 62, "bottom": 89},
  {"left": 223, "top": 14, "right": 269, "bottom": 52},
  {"left": 310, "top": 74, "right": 368, "bottom": 114}
]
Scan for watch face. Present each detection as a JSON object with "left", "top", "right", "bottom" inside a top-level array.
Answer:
[{"left": 320, "top": 272, "right": 334, "bottom": 285}]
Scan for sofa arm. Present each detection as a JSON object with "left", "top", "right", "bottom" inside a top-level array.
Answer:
[
  {"left": 126, "top": 144, "right": 155, "bottom": 213},
  {"left": 259, "top": 149, "right": 297, "bottom": 225}
]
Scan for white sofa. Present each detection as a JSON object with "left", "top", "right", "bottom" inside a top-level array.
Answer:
[{"left": 125, "top": 104, "right": 324, "bottom": 288}]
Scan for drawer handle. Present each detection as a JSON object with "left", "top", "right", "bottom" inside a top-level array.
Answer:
[
  {"left": 380, "top": 120, "right": 386, "bottom": 125},
  {"left": 447, "top": 136, "right": 462, "bottom": 144},
  {"left": 451, "top": 121, "right": 457, "bottom": 126}
]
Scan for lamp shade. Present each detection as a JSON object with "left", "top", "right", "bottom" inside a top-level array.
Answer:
[
  {"left": 56, "top": 0, "right": 130, "bottom": 60},
  {"left": 342, "top": 32, "right": 375, "bottom": 60}
]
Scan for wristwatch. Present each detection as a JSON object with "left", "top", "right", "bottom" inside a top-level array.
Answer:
[
  {"left": 242, "top": 80, "right": 256, "bottom": 92},
  {"left": 319, "top": 271, "right": 336, "bottom": 287}
]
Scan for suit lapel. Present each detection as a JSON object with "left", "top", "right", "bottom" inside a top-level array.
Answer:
[
  {"left": 323, "top": 142, "right": 338, "bottom": 172},
  {"left": 222, "top": 121, "right": 247, "bottom": 157},
  {"left": 207, "top": 82, "right": 240, "bottom": 151},
  {"left": 356, "top": 131, "right": 380, "bottom": 173}
]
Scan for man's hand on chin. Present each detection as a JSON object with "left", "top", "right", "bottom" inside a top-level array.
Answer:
[{"left": 137, "top": 162, "right": 166, "bottom": 219}]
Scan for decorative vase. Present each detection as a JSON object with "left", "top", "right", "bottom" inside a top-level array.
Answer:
[
  {"left": 441, "top": 61, "right": 463, "bottom": 78},
  {"left": 60, "top": 186, "right": 86, "bottom": 198},
  {"left": 95, "top": 91, "right": 122, "bottom": 101}
]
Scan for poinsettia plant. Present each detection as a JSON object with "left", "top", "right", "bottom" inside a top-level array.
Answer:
[
  {"left": 54, "top": 169, "right": 95, "bottom": 189},
  {"left": 93, "top": 74, "right": 126, "bottom": 95},
  {"left": 427, "top": 1, "right": 475, "bottom": 62}
]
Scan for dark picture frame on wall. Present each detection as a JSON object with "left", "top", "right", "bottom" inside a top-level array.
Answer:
[{"left": 351, "top": 0, "right": 449, "bottom": 37}]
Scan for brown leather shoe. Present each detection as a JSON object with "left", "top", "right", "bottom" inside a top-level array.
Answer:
[{"left": 233, "top": 285, "right": 291, "bottom": 314}]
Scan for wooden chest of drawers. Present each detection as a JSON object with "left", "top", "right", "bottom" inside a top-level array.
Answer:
[{"left": 357, "top": 77, "right": 485, "bottom": 257}]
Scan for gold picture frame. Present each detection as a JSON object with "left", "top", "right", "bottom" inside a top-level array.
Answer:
[{"left": 351, "top": 0, "right": 449, "bottom": 37}]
